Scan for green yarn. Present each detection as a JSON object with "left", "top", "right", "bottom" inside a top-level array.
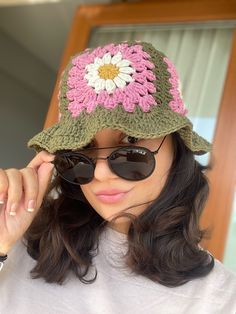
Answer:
[{"left": 28, "top": 105, "right": 211, "bottom": 155}]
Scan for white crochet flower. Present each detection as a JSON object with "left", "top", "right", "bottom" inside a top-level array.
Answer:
[{"left": 84, "top": 52, "right": 135, "bottom": 94}]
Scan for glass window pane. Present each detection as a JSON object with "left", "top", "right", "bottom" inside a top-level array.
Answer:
[{"left": 223, "top": 188, "right": 236, "bottom": 273}]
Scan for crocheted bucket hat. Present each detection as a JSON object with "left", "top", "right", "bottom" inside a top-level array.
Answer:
[{"left": 28, "top": 41, "right": 211, "bottom": 155}]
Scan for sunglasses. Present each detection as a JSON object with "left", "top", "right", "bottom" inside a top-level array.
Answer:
[{"left": 52, "top": 136, "right": 167, "bottom": 185}]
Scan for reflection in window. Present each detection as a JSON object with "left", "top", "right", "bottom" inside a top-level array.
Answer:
[{"left": 224, "top": 188, "right": 236, "bottom": 273}]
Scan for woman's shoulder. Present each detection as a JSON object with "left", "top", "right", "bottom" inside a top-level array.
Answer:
[
  {"left": 8, "top": 237, "right": 29, "bottom": 258},
  {"left": 0, "top": 237, "right": 34, "bottom": 279},
  {"left": 207, "top": 258, "right": 236, "bottom": 291},
  {"left": 179, "top": 257, "right": 236, "bottom": 304}
]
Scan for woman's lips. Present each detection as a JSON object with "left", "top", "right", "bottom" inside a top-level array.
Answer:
[{"left": 95, "top": 191, "right": 129, "bottom": 204}]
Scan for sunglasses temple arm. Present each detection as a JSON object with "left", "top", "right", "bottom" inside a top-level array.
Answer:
[{"left": 153, "top": 135, "right": 167, "bottom": 154}]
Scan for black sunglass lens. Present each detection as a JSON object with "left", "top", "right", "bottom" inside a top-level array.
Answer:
[
  {"left": 55, "top": 155, "right": 94, "bottom": 185},
  {"left": 109, "top": 148, "right": 155, "bottom": 180}
]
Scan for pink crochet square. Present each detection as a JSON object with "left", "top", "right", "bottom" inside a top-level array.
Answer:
[{"left": 66, "top": 43, "right": 158, "bottom": 117}]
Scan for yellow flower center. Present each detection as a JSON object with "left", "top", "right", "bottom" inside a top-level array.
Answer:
[{"left": 98, "top": 64, "right": 120, "bottom": 80}]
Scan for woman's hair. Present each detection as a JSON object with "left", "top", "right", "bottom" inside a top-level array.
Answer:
[{"left": 23, "top": 131, "right": 214, "bottom": 287}]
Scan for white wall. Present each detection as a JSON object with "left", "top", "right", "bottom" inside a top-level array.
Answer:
[{"left": 0, "top": 29, "right": 55, "bottom": 167}]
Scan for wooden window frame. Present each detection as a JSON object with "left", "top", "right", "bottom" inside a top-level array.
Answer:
[{"left": 44, "top": 0, "right": 236, "bottom": 261}]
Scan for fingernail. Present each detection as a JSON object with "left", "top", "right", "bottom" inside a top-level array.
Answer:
[
  {"left": 0, "top": 193, "right": 5, "bottom": 204},
  {"left": 27, "top": 200, "right": 35, "bottom": 212},
  {"left": 9, "top": 203, "right": 17, "bottom": 216}
]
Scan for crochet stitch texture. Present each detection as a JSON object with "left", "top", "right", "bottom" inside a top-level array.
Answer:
[
  {"left": 28, "top": 41, "right": 212, "bottom": 155},
  {"left": 67, "top": 43, "right": 158, "bottom": 116}
]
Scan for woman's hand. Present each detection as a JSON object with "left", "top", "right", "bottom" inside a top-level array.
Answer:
[{"left": 0, "top": 151, "right": 55, "bottom": 255}]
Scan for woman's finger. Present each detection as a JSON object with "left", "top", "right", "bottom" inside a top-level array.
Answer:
[
  {"left": 35, "top": 162, "right": 55, "bottom": 209},
  {"left": 27, "top": 150, "right": 55, "bottom": 170},
  {"left": 20, "top": 167, "right": 39, "bottom": 213},
  {"left": 0, "top": 168, "right": 8, "bottom": 204},
  {"left": 5, "top": 169, "right": 23, "bottom": 215}
]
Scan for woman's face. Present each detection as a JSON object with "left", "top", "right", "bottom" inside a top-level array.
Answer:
[{"left": 80, "top": 128, "right": 174, "bottom": 234}]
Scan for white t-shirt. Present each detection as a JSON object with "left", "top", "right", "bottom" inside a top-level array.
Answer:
[{"left": 0, "top": 226, "right": 236, "bottom": 314}]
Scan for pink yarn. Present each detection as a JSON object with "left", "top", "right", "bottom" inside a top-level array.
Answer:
[
  {"left": 66, "top": 43, "right": 157, "bottom": 117},
  {"left": 163, "top": 57, "right": 188, "bottom": 116}
]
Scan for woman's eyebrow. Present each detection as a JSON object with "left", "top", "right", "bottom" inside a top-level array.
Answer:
[
  {"left": 75, "top": 132, "right": 127, "bottom": 150},
  {"left": 92, "top": 131, "right": 126, "bottom": 144}
]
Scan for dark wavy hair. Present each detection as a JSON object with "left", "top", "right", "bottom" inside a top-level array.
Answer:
[{"left": 23, "top": 131, "right": 214, "bottom": 287}]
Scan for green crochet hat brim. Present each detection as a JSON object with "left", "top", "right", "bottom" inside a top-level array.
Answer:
[{"left": 27, "top": 105, "right": 212, "bottom": 155}]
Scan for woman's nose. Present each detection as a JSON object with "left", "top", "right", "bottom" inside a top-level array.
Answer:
[{"left": 93, "top": 151, "right": 118, "bottom": 182}]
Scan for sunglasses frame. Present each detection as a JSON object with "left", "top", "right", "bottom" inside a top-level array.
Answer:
[{"left": 52, "top": 136, "right": 167, "bottom": 185}]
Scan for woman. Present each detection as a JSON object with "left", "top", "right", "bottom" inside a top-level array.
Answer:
[{"left": 0, "top": 41, "right": 235, "bottom": 314}]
